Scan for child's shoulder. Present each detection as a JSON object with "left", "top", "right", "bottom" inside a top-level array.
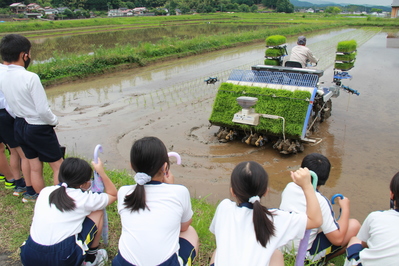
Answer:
[{"left": 368, "top": 209, "right": 399, "bottom": 219}]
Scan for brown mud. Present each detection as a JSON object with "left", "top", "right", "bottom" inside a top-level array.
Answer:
[{"left": 49, "top": 30, "right": 399, "bottom": 223}]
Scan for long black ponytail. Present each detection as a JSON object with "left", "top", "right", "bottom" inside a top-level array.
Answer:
[
  {"left": 124, "top": 137, "right": 169, "bottom": 212},
  {"left": 49, "top": 157, "right": 92, "bottom": 212},
  {"left": 390, "top": 172, "right": 399, "bottom": 211},
  {"left": 231, "top": 161, "right": 275, "bottom": 247}
]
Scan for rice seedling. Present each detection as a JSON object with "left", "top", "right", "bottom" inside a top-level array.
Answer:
[
  {"left": 209, "top": 83, "right": 311, "bottom": 138},
  {"left": 265, "top": 35, "right": 287, "bottom": 46},
  {"left": 264, "top": 59, "right": 281, "bottom": 66},
  {"left": 336, "top": 40, "right": 357, "bottom": 53}
]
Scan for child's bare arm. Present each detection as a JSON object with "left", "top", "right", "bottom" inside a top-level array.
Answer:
[
  {"left": 92, "top": 157, "right": 117, "bottom": 205},
  {"left": 291, "top": 167, "right": 322, "bottom": 229},
  {"left": 325, "top": 197, "right": 351, "bottom": 246}
]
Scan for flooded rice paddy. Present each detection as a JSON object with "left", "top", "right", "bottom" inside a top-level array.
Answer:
[
  {"left": 46, "top": 27, "right": 399, "bottom": 223},
  {"left": 27, "top": 23, "right": 270, "bottom": 62}
]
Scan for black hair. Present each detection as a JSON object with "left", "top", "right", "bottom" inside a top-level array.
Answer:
[
  {"left": 231, "top": 161, "right": 275, "bottom": 247},
  {"left": 390, "top": 172, "right": 399, "bottom": 211},
  {"left": 0, "top": 34, "right": 31, "bottom": 63},
  {"left": 301, "top": 153, "right": 331, "bottom": 186},
  {"left": 49, "top": 157, "right": 93, "bottom": 212},
  {"left": 124, "top": 136, "right": 170, "bottom": 212}
]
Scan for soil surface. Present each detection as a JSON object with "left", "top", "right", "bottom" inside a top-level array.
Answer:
[{"left": 49, "top": 30, "right": 399, "bottom": 223}]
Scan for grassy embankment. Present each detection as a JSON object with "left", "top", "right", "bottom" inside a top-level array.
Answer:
[{"left": 1, "top": 13, "right": 397, "bottom": 87}]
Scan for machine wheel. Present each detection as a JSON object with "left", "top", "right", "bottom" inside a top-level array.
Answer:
[{"left": 320, "top": 99, "right": 332, "bottom": 122}]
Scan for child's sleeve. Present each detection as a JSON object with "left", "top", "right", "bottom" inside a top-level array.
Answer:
[
  {"left": 29, "top": 74, "right": 58, "bottom": 126},
  {"left": 83, "top": 191, "right": 109, "bottom": 211},
  {"left": 273, "top": 209, "right": 308, "bottom": 247},
  {"left": 180, "top": 186, "right": 193, "bottom": 223},
  {"left": 357, "top": 212, "right": 373, "bottom": 243},
  {"left": 209, "top": 199, "right": 229, "bottom": 235},
  {"left": 320, "top": 196, "right": 340, "bottom": 234}
]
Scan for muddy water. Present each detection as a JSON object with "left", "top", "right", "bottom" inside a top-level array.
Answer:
[{"left": 49, "top": 29, "right": 399, "bottom": 223}]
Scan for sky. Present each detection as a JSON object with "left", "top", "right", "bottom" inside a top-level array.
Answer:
[{"left": 309, "top": 0, "right": 393, "bottom": 6}]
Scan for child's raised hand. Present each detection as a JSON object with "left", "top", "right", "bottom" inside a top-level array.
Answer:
[
  {"left": 336, "top": 197, "right": 350, "bottom": 209},
  {"left": 290, "top": 167, "right": 312, "bottom": 189},
  {"left": 92, "top": 157, "right": 105, "bottom": 175}
]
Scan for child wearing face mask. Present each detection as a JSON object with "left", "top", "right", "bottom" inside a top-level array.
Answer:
[
  {"left": 20, "top": 157, "right": 117, "bottom": 266},
  {"left": 0, "top": 34, "right": 63, "bottom": 202}
]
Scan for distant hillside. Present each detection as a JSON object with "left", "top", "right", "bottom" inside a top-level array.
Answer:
[{"left": 291, "top": 0, "right": 391, "bottom": 11}]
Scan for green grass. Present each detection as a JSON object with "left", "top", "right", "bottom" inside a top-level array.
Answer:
[{"left": 209, "top": 82, "right": 311, "bottom": 138}]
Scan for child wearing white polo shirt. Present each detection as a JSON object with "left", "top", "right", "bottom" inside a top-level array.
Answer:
[
  {"left": 113, "top": 136, "right": 199, "bottom": 266},
  {"left": 20, "top": 157, "right": 117, "bottom": 266},
  {"left": 209, "top": 161, "right": 322, "bottom": 266},
  {"left": 344, "top": 172, "right": 399, "bottom": 266}
]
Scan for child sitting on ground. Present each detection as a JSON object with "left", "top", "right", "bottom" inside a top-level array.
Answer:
[
  {"left": 344, "top": 171, "right": 399, "bottom": 266},
  {"left": 280, "top": 153, "right": 361, "bottom": 263},
  {"left": 20, "top": 157, "right": 117, "bottom": 266},
  {"left": 209, "top": 161, "right": 322, "bottom": 266},
  {"left": 113, "top": 136, "right": 199, "bottom": 266}
]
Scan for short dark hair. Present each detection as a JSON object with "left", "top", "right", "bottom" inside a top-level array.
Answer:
[
  {"left": 49, "top": 157, "right": 93, "bottom": 212},
  {"left": 231, "top": 161, "right": 275, "bottom": 247},
  {"left": 301, "top": 153, "right": 331, "bottom": 186},
  {"left": 124, "top": 136, "right": 170, "bottom": 212},
  {"left": 390, "top": 172, "right": 399, "bottom": 211},
  {"left": 0, "top": 34, "right": 31, "bottom": 63}
]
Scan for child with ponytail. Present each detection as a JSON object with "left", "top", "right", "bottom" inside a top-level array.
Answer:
[
  {"left": 113, "top": 136, "right": 199, "bottom": 266},
  {"left": 344, "top": 172, "right": 399, "bottom": 266},
  {"left": 20, "top": 157, "right": 117, "bottom": 266},
  {"left": 209, "top": 161, "right": 322, "bottom": 266}
]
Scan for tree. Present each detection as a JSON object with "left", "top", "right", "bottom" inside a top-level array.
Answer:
[
  {"left": 276, "top": 0, "right": 293, "bottom": 13},
  {"left": 238, "top": 3, "right": 249, "bottom": 12},
  {"left": 371, "top": 8, "right": 382, "bottom": 13},
  {"left": 262, "top": 0, "right": 277, "bottom": 9},
  {"left": 325, "top": 6, "right": 341, "bottom": 14}
]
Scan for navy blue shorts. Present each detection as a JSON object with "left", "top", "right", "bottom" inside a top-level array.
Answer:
[
  {"left": 112, "top": 237, "right": 196, "bottom": 266},
  {"left": 308, "top": 231, "right": 343, "bottom": 261},
  {"left": 14, "top": 117, "right": 62, "bottom": 162},
  {"left": 346, "top": 243, "right": 363, "bottom": 266},
  {"left": 0, "top": 109, "right": 19, "bottom": 148},
  {"left": 20, "top": 217, "right": 97, "bottom": 266}
]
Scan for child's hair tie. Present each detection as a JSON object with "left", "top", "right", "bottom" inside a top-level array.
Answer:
[
  {"left": 248, "top": 195, "right": 260, "bottom": 204},
  {"left": 61, "top": 182, "right": 68, "bottom": 188},
  {"left": 134, "top": 172, "right": 151, "bottom": 185}
]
